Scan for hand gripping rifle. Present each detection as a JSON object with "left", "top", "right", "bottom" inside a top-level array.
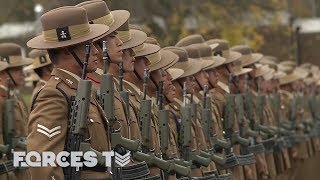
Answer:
[
  {"left": 65, "top": 45, "right": 107, "bottom": 180},
  {"left": 157, "top": 81, "right": 191, "bottom": 177},
  {"left": 179, "top": 82, "right": 211, "bottom": 170},
  {"left": 199, "top": 85, "right": 226, "bottom": 166}
]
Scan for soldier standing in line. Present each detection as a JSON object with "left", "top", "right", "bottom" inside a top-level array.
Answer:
[
  {"left": 231, "top": 45, "right": 270, "bottom": 180},
  {"left": 25, "top": 50, "right": 52, "bottom": 100},
  {"left": 76, "top": 0, "right": 132, "bottom": 139},
  {"left": 27, "top": 6, "right": 111, "bottom": 179},
  {"left": 0, "top": 43, "right": 33, "bottom": 180}
]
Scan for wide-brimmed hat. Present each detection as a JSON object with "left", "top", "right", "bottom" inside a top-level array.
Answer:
[
  {"left": 231, "top": 45, "right": 262, "bottom": 67},
  {"left": 206, "top": 39, "right": 241, "bottom": 64},
  {"left": 0, "top": 61, "right": 9, "bottom": 72},
  {"left": 191, "top": 43, "right": 226, "bottom": 71},
  {"left": 273, "top": 71, "right": 286, "bottom": 80},
  {"left": 148, "top": 49, "right": 179, "bottom": 72},
  {"left": 279, "top": 73, "right": 301, "bottom": 85},
  {"left": 25, "top": 71, "right": 40, "bottom": 82},
  {"left": 25, "top": 49, "right": 52, "bottom": 71},
  {"left": 145, "top": 37, "right": 160, "bottom": 46},
  {"left": 167, "top": 68, "right": 184, "bottom": 81},
  {"left": 233, "top": 60, "right": 252, "bottom": 76},
  {"left": 299, "top": 62, "right": 312, "bottom": 69},
  {"left": 167, "top": 47, "right": 202, "bottom": 78},
  {"left": 262, "top": 68, "right": 275, "bottom": 81},
  {"left": 133, "top": 43, "right": 160, "bottom": 57},
  {"left": 76, "top": 0, "right": 129, "bottom": 37},
  {"left": 259, "top": 56, "right": 277, "bottom": 69},
  {"left": 279, "top": 60, "right": 297, "bottom": 67},
  {"left": 255, "top": 64, "right": 273, "bottom": 78},
  {"left": 304, "top": 77, "right": 317, "bottom": 85},
  {"left": 184, "top": 44, "right": 214, "bottom": 70},
  {"left": 27, "top": 6, "right": 109, "bottom": 49},
  {"left": 115, "top": 20, "right": 147, "bottom": 50},
  {"left": 0, "top": 43, "right": 33, "bottom": 68},
  {"left": 175, "top": 34, "right": 218, "bottom": 49},
  {"left": 294, "top": 67, "right": 309, "bottom": 79},
  {"left": 277, "top": 64, "right": 294, "bottom": 74}
]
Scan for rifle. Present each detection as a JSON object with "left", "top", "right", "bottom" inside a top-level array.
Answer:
[
  {"left": 97, "top": 41, "right": 140, "bottom": 180},
  {"left": 64, "top": 45, "right": 107, "bottom": 180},
  {"left": 157, "top": 81, "right": 191, "bottom": 177},
  {"left": 200, "top": 85, "right": 226, "bottom": 166},
  {"left": 3, "top": 78, "right": 26, "bottom": 160},
  {"left": 180, "top": 82, "right": 211, "bottom": 169},
  {"left": 118, "top": 62, "right": 130, "bottom": 121}
]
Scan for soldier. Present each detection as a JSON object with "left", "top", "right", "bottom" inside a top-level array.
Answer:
[
  {"left": 168, "top": 46, "right": 207, "bottom": 177},
  {"left": 25, "top": 50, "right": 52, "bottom": 100},
  {"left": 26, "top": 6, "right": 111, "bottom": 179},
  {"left": 76, "top": 0, "right": 133, "bottom": 139},
  {"left": 122, "top": 39, "right": 178, "bottom": 176},
  {"left": 0, "top": 43, "right": 33, "bottom": 180},
  {"left": 231, "top": 45, "right": 270, "bottom": 180}
]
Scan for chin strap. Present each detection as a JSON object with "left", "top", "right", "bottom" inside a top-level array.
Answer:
[
  {"left": 67, "top": 47, "right": 84, "bottom": 69},
  {"left": 5, "top": 70, "right": 16, "bottom": 87}
]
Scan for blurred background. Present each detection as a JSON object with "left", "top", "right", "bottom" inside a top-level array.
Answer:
[{"left": 1, "top": 0, "right": 320, "bottom": 66}]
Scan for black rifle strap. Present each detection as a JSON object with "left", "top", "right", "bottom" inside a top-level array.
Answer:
[
  {"left": 5, "top": 70, "right": 16, "bottom": 87},
  {"left": 67, "top": 47, "right": 84, "bottom": 69}
]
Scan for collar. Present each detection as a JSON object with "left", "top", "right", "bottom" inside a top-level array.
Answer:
[
  {"left": 58, "top": 68, "right": 81, "bottom": 82},
  {"left": 39, "top": 79, "right": 46, "bottom": 84},
  {"left": 51, "top": 68, "right": 79, "bottom": 89},
  {"left": 217, "top": 81, "right": 230, "bottom": 93},
  {"left": 95, "top": 68, "right": 103, "bottom": 76}
]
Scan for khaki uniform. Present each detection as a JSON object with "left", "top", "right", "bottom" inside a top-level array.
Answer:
[
  {"left": 247, "top": 90, "right": 269, "bottom": 180},
  {"left": 211, "top": 84, "right": 246, "bottom": 180},
  {"left": 28, "top": 68, "right": 111, "bottom": 180},
  {"left": 169, "top": 98, "right": 202, "bottom": 177},
  {"left": 87, "top": 70, "right": 129, "bottom": 139},
  {"left": 31, "top": 80, "right": 46, "bottom": 102},
  {"left": 0, "top": 86, "right": 30, "bottom": 180},
  {"left": 122, "top": 80, "right": 161, "bottom": 176}
]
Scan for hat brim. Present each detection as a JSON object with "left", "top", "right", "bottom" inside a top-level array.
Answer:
[
  {"left": 94, "top": 10, "right": 130, "bottom": 40},
  {"left": 8, "top": 58, "right": 33, "bottom": 68},
  {"left": 233, "top": 68, "right": 252, "bottom": 76},
  {"left": 27, "top": 24, "right": 109, "bottom": 49},
  {"left": 24, "top": 61, "right": 52, "bottom": 71},
  {"left": 150, "top": 50, "right": 178, "bottom": 72},
  {"left": 173, "top": 59, "right": 202, "bottom": 78},
  {"left": 224, "top": 51, "right": 242, "bottom": 64},
  {"left": 0, "top": 61, "right": 9, "bottom": 72},
  {"left": 167, "top": 68, "right": 184, "bottom": 81},
  {"left": 134, "top": 43, "right": 160, "bottom": 57},
  {"left": 209, "top": 43, "right": 219, "bottom": 50},
  {"left": 121, "top": 29, "right": 147, "bottom": 50},
  {"left": 242, "top": 53, "right": 263, "bottom": 67},
  {"left": 279, "top": 73, "right": 301, "bottom": 85},
  {"left": 203, "top": 56, "right": 226, "bottom": 71}
]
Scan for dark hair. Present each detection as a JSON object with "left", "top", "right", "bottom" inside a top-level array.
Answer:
[
  {"left": 34, "top": 67, "right": 43, "bottom": 77},
  {"left": 47, "top": 49, "right": 60, "bottom": 64}
]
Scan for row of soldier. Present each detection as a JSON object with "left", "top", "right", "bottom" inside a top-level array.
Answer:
[{"left": 0, "top": 0, "right": 319, "bottom": 180}]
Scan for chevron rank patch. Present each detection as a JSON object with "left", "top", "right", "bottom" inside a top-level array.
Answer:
[{"left": 37, "top": 124, "right": 61, "bottom": 139}]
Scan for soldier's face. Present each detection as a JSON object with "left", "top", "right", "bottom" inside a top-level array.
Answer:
[
  {"left": 247, "top": 64, "right": 256, "bottom": 78},
  {"left": 163, "top": 70, "right": 176, "bottom": 102},
  {"left": 194, "top": 70, "right": 209, "bottom": 89},
  {"left": 207, "top": 69, "right": 219, "bottom": 87},
  {"left": 96, "top": 32, "right": 123, "bottom": 64},
  {"left": 122, "top": 48, "right": 135, "bottom": 72},
  {"left": 6, "top": 67, "right": 25, "bottom": 87},
  {"left": 238, "top": 75, "right": 246, "bottom": 93},
  {"left": 72, "top": 42, "right": 99, "bottom": 73},
  {"left": 179, "top": 76, "right": 195, "bottom": 94},
  {"left": 134, "top": 56, "right": 150, "bottom": 78}
]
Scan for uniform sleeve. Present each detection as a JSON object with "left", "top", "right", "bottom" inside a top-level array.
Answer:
[{"left": 27, "top": 86, "right": 68, "bottom": 180}]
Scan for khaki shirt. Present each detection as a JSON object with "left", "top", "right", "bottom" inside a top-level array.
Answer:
[
  {"left": 28, "top": 68, "right": 111, "bottom": 180},
  {"left": 87, "top": 71, "right": 130, "bottom": 139},
  {"left": 31, "top": 80, "right": 46, "bottom": 101}
]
